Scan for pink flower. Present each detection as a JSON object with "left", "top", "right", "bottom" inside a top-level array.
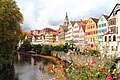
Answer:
[
  {"left": 52, "top": 77, "right": 56, "bottom": 80},
  {"left": 40, "top": 75, "right": 43, "bottom": 80},
  {"left": 118, "top": 70, "right": 120, "bottom": 74},
  {"left": 89, "top": 65, "right": 92, "bottom": 69},
  {"left": 91, "top": 60, "right": 96, "bottom": 65},
  {"left": 100, "top": 67, "right": 104, "bottom": 71},
  {"left": 85, "top": 63, "right": 88, "bottom": 66},
  {"left": 106, "top": 75, "right": 113, "bottom": 80},
  {"left": 70, "top": 51, "right": 74, "bottom": 54},
  {"left": 102, "top": 46, "right": 105, "bottom": 48}
]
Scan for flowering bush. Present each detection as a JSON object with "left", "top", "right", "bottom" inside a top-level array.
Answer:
[{"left": 65, "top": 56, "right": 120, "bottom": 80}]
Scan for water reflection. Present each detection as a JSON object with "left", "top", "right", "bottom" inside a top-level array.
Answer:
[{"left": 14, "top": 53, "right": 54, "bottom": 80}]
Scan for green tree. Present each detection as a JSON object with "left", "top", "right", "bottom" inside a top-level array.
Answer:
[
  {"left": 0, "top": 0, "right": 23, "bottom": 80},
  {"left": 19, "top": 39, "right": 32, "bottom": 51},
  {"left": 33, "top": 44, "right": 42, "bottom": 54}
]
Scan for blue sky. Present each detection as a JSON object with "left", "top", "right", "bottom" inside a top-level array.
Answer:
[{"left": 16, "top": 0, "right": 120, "bottom": 31}]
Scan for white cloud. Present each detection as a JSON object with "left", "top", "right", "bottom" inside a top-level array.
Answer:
[{"left": 16, "top": 0, "right": 120, "bottom": 31}]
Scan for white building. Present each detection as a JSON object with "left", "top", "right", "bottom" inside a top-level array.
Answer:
[
  {"left": 102, "top": 3, "right": 120, "bottom": 57},
  {"left": 65, "top": 21, "right": 75, "bottom": 44}
]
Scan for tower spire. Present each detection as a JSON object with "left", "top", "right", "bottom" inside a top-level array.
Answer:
[
  {"left": 66, "top": 12, "right": 68, "bottom": 18},
  {"left": 64, "top": 12, "right": 69, "bottom": 26}
]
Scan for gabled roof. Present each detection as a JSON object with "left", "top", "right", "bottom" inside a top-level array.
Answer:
[
  {"left": 76, "top": 20, "right": 88, "bottom": 32},
  {"left": 102, "top": 14, "right": 108, "bottom": 20},
  {"left": 59, "top": 25, "right": 68, "bottom": 31},
  {"left": 69, "top": 21, "right": 76, "bottom": 26},
  {"left": 91, "top": 18, "right": 99, "bottom": 23},
  {"left": 62, "top": 26, "right": 68, "bottom": 31},
  {"left": 108, "top": 3, "right": 120, "bottom": 18},
  {"left": 52, "top": 31, "right": 57, "bottom": 35}
]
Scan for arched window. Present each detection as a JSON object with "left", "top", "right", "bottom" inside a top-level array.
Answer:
[{"left": 113, "top": 35, "right": 116, "bottom": 41}]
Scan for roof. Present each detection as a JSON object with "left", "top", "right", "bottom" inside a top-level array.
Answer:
[
  {"left": 102, "top": 14, "right": 108, "bottom": 20},
  {"left": 76, "top": 20, "right": 88, "bottom": 32},
  {"left": 59, "top": 25, "right": 68, "bottom": 31},
  {"left": 108, "top": 3, "right": 120, "bottom": 18},
  {"left": 63, "top": 26, "right": 68, "bottom": 31},
  {"left": 42, "top": 27, "right": 56, "bottom": 32},
  {"left": 70, "top": 21, "right": 76, "bottom": 26},
  {"left": 91, "top": 18, "right": 99, "bottom": 23},
  {"left": 52, "top": 31, "right": 57, "bottom": 35}
]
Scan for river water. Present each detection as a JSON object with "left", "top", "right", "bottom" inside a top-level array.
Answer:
[{"left": 14, "top": 53, "right": 54, "bottom": 80}]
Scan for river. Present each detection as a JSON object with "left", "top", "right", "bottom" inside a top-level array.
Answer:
[{"left": 14, "top": 53, "right": 54, "bottom": 80}]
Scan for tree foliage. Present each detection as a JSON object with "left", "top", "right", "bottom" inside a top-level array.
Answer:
[
  {"left": 19, "top": 39, "right": 32, "bottom": 51},
  {"left": 0, "top": 0, "right": 23, "bottom": 79},
  {"left": 32, "top": 44, "right": 42, "bottom": 54}
]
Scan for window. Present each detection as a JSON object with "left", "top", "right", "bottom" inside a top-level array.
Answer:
[
  {"left": 116, "top": 46, "right": 118, "bottom": 51},
  {"left": 91, "top": 38, "right": 92, "bottom": 42},
  {"left": 109, "top": 36, "right": 111, "bottom": 41},
  {"left": 92, "top": 25, "right": 94, "bottom": 28},
  {"left": 102, "top": 24, "right": 104, "bottom": 27},
  {"left": 99, "top": 36, "right": 102, "bottom": 39},
  {"left": 101, "top": 18, "right": 103, "bottom": 21},
  {"left": 99, "top": 24, "right": 101, "bottom": 28},
  {"left": 104, "top": 23, "right": 106, "bottom": 26},
  {"left": 91, "top": 44, "right": 93, "bottom": 47},
  {"left": 102, "top": 29, "right": 104, "bottom": 33},
  {"left": 111, "top": 46, "right": 114, "bottom": 51},
  {"left": 93, "top": 38, "right": 95, "bottom": 42},
  {"left": 105, "top": 36, "right": 107, "bottom": 42},
  {"left": 113, "top": 35, "right": 116, "bottom": 41},
  {"left": 116, "top": 27, "right": 118, "bottom": 34}
]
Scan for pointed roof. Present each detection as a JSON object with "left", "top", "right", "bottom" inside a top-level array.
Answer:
[
  {"left": 108, "top": 3, "right": 120, "bottom": 18},
  {"left": 102, "top": 14, "right": 108, "bottom": 20},
  {"left": 91, "top": 18, "right": 99, "bottom": 23},
  {"left": 61, "top": 25, "right": 68, "bottom": 31},
  {"left": 65, "top": 12, "right": 68, "bottom": 19},
  {"left": 69, "top": 21, "right": 76, "bottom": 26},
  {"left": 76, "top": 20, "right": 88, "bottom": 32}
]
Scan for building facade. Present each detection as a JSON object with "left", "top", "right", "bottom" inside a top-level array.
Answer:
[
  {"left": 85, "top": 18, "right": 98, "bottom": 49},
  {"left": 65, "top": 21, "right": 75, "bottom": 44},
  {"left": 73, "top": 20, "right": 87, "bottom": 48},
  {"left": 97, "top": 14, "right": 108, "bottom": 46},
  {"left": 102, "top": 3, "right": 120, "bottom": 56}
]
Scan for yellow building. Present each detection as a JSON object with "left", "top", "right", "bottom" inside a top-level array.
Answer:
[{"left": 85, "top": 18, "right": 98, "bottom": 49}]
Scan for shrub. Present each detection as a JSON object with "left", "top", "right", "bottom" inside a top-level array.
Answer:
[
  {"left": 41, "top": 45, "right": 52, "bottom": 56},
  {"left": 52, "top": 44, "right": 64, "bottom": 52},
  {"left": 32, "top": 44, "right": 42, "bottom": 54}
]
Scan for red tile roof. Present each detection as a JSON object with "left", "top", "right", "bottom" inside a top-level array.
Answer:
[
  {"left": 76, "top": 20, "right": 88, "bottom": 32},
  {"left": 52, "top": 31, "right": 57, "bottom": 35}
]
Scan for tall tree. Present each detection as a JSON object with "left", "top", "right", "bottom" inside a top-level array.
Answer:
[{"left": 0, "top": 0, "right": 23, "bottom": 80}]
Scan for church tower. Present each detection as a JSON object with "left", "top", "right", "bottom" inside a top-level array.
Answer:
[{"left": 64, "top": 12, "right": 69, "bottom": 26}]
